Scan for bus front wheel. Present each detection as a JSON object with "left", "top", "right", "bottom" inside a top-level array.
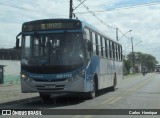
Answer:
[{"left": 87, "top": 77, "right": 98, "bottom": 99}]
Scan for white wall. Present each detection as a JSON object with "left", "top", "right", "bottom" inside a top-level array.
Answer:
[{"left": 0, "top": 60, "right": 20, "bottom": 76}]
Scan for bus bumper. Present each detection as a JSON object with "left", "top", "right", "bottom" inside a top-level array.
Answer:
[{"left": 20, "top": 77, "right": 87, "bottom": 94}]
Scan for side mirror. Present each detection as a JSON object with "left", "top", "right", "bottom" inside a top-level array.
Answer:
[
  {"left": 87, "top": 41, "right": 92, "bottom": 52},
  {"left": 16, "top": 38, "right": 20, "bottom": 49},
  {"left": 16, "top": 32, "right": 22, "bottom": 49}
]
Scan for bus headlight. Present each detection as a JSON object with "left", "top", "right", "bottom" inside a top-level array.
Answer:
[
  {"left": 21, "top": 74, "right": 33, "bottom": 83},
  {"left": 21, "top": 74, "right": 26, "bottom": 79},
  {"left": 68, "top": 70, "right": 85, "bottom": 82},
  {"left": 68, "top": 75, "right": 79, "bottom": 82}
]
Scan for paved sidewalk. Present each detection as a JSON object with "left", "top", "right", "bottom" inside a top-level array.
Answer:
[{"left": 0, "top": 84, "right": 38, "bottom": 104}]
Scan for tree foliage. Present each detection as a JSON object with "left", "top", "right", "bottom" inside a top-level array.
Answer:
[
  {"left": 124, "top": 52, "right": 158, "bottom": 73},
  {"left": 123, "top": 59, "right": 132, "bottom": 75}
]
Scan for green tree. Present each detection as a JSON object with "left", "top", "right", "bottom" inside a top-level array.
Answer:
[
  {"left": 123, "top": 58, "right": 132, "bottom": 75},
  {"left": 127, "top": 52, "right": 158, "bottom": 72}
]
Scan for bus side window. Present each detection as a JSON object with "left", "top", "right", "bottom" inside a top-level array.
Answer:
[
  {"left": 117, "top": 45, "right": 120, "bottom": 60},
  {"left": 92, "top": 32, "right": 96, "bottom": 56},
  {"left": 100, "top": 36, "right": 103, "bottom": 57},
  {"left": 106, "top": 39, "right": 109, "bottom": 58},
  {"left": 84, "top": 28, "right": 93, "bottom": 58},
  {"left": 120, "top": 46, "right": 123, "bottom": 61},
  {"left": 114, "top": 43, "right": 117, "bottom": 60},
  {"left": 84, "top": 28, "right": 90, "bottom": 41},
  {"left": 118, "top": 45, "right": 120, "bottom": 60},
  {"left": 112, "top": 42, "right": 115, "bottom": 59},
  {"left": 95, "top": 34, "right": 99, "bottom": 56},
  {"left": 97, "top": 35, "right": 101, "bottom": 57},
  {"left": 102, "top": 37, "right": 106, "bottom": 58},
  {"left": 109, "top": 41, "right": 112, "bottom": 59},
  {"left": 118, "top": 45, "right": 122, "bottom": 61},
  {"left": 116, "top": 44, "right": 118, "bottom": 60}
]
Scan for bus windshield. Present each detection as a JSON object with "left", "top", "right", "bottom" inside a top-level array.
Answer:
[{"left": 22, "top": 33, "right": 84, "bottom": 68}]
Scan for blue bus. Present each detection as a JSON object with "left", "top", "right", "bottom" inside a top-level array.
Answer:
[{"left": 16, "top": 19, "right": 123, "bottom": 100}]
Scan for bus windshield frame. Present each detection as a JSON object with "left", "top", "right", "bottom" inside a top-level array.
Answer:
[
  {"left": 20, "top": 19, "right": 84, "bottom": 74},
  {"left": 22, "top": 19, "right": 82, "bottom": 32}
]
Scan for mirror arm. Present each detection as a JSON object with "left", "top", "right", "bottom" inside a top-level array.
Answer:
[
  {"left": 16, "top": 32, "right": 22, "bottom": 40},
  {"left": 16, "top": 32, "right": 22, "bottom": 49}
]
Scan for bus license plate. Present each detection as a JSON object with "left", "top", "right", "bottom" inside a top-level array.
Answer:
[{"left": 45, "top": 85, "right": 55, "bottom": 88}]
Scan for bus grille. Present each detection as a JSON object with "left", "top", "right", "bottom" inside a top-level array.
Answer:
[
  {"left": 36, "top": 85, "right": 65, "bottom": 90},
  {"left": 33, "top": 78, "right": 67, "bottom": 82}
]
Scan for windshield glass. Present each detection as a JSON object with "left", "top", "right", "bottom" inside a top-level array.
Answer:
[{"left": 22, "top": 33, "right": 84, "bottom": 68}]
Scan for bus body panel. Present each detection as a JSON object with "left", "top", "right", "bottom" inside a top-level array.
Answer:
[{"left": 17, "top": 18, "right": 123, "bottom": 98}]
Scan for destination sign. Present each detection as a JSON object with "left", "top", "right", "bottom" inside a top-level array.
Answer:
[
  {"left": 41, "top": 22, "right": 77, "bottom": 30},
  {"left": 22, "top": 20, "right": 81, "bottom": 32}
]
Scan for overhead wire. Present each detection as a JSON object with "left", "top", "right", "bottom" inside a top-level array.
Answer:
[
  {"left": 74, "top": 0, "right": 160, "bottom": 39},
  {"left": 77, "top": 1, "right": 160, "bottom": 14},
  {"left": 1, "top": 1, "right": 159, "bottom": 42},
  {"left": 75, "top": 0, "right": 116, "bottom": 30},
  {"left": 74, "top": 0, "right": 136, "bottom": 40}
]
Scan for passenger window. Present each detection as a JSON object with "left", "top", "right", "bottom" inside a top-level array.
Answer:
[
  {"left": 109, "top": 41, "right": 112, "bottom": 59},
  {"left": 102, "top": 37, "right": 106, "bottom": 57},
  {"left": 92, "top": 32, "right": 96, "bottom": 56},
  {"left": 97, "top": 35, "right": 101, "bottom": 57}
]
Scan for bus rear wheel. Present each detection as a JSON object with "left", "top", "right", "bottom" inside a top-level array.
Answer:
[{"left": 111, "top": 74, "right": 117, "bottom": 91}]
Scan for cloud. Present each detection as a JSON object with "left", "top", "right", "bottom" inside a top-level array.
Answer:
[
  {"left": 0, "top": 0, "right": 160, "bottom": 62},
  {"left": 0, "top": 22, "right": 21, "bottom": 48}
]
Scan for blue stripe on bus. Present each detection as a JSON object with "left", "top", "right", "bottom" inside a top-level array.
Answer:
[
  {"left": 22, "top": 30, "right": 82, "bottom": 35},
  {"left": 21, "top": 65, "right": 85, "bottom": 80}
]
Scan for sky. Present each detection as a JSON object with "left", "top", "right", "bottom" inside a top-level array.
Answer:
[{"left": 0, "top": 0, "right": 160, "bottom": 63}]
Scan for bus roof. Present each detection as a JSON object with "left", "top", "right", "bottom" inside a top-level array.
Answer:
[
  {"left": 22, "top": 18, "right": 80, "bottom": 24},
  {"left": 81, "top": 20, "right": 120, "bottom": 45},
  {"left": 22, "top": 18, "right": 120, "bottom": 45}
]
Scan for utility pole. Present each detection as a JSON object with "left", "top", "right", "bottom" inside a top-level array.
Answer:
[
  {"left": 131, "top": 37, "right": 135, "bottom": 72},
  {"left": 69, "top": 0, "right": 86, "bottom": 19},
  {"left": 69, "top": 0, "right": 73, "bottom": 19}
]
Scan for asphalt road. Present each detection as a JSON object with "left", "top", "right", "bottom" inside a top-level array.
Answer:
[{"left": 1, "top": 72, "right": 160, "bottom": 118}]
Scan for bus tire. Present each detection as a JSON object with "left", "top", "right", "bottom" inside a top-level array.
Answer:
[
  {"left": 111, "top": 74, "right": 117, "bottom": 91},
  {"left": 87, "top": 75, "right": 98, "bottom": 99}
]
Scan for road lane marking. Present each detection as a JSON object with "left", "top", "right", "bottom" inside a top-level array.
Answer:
[
  {"left": 72, "top": 115, "right": 82, "bottom": 118},
  {"left": 100, "top": 97, "right": 122, "bottom": 105},
  {"left": 100, "top": 97, "right": 115, "bottom": 104},
  {"left": 72, "top": 115, "right": 93, "bottom": 118},
  {"left": 83, "top": 115, "right": 93, "bottom": 118},
  {"left": 128, "top": 77, "right": 153, "bottom": 92},
  {"left": 108, "top": 96, "right": 122, "bottom": 104}
]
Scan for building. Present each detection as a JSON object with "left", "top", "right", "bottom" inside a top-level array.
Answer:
[{"left": 155, "top": 65, "right": 160, "bottom": 72}]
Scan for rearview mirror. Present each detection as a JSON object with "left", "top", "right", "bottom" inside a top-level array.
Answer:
[
  {"left": 16, "top": 32, "right": 22, "bottom": 49},
  {"left": 16, "top": 38, "right": 20, "bottom": 49}
]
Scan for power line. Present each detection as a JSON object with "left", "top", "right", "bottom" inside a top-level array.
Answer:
[
  {"left": 75, "top": 0, "right": 116, "bottom": 30},
  {"left": 74, "top": 0, "right": 134, "bottom": 39},
  {"left": 77, "top": 1, "right": 160, "bottom": 14},
  {"left": 74, "top": 1, "right": 160, "bottom": 40}
]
